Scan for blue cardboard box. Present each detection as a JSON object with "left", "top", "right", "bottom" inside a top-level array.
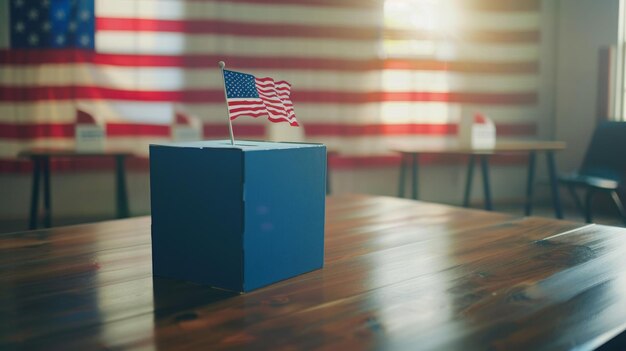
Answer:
[{"left": 149, "top": 140, "right": 326, "bottom": 292}]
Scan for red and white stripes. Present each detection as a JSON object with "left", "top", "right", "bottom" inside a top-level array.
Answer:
[
  {"left": 0, "top": 0, "right": 543, "bottom": 170},
  {"left": 255, "top": 78, "right": 298, "bottom": 126}
]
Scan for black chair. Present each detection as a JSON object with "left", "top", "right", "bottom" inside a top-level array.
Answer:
[{"left": 559, "top": 121, "right": 626, "bottom": 224}]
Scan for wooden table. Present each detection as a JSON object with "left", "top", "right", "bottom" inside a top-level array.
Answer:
[
  {"left": 2, "top": 194, "right": 626, "bottom": 350},
  {"left": 391, "top": 141, "right": 566, "bottom": 218},
  {"left": 19, "top": 148, "right": 134, "bottom": 229}
]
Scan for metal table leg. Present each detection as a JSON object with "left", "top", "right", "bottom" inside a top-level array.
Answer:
[
  {"left": 42, "top": 156, "right": 51, "bottom": 228},
  {"left": 28, "top": 157, "right": 42, "bottom": 230},
  {"left": 115, "top": 155, "right": 130, "bottom": 218},
  {"left": 398, "top": 154, "right": 406, "bottom": 198},
  {"left": 326, "top": 157, "right": 331, "bottom": 195},
  {"left": 480, "top": 155, "right": 493, "bottom": 211},
  {"left": 546, "top": 151, "right": 563, "bottom": 219},
  {"left": 411, "top": 153, "right": 419, "bottom": 200},
  {"left": 524, "top": 151, "right": 537, "bottom": 216},
  {"left": 462, "top": 155, "right": 476, "bottom": 207}
]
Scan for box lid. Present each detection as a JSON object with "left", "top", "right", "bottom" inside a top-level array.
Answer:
[{"left": 151, "top": 140, "right": 324, "bottom": 152}]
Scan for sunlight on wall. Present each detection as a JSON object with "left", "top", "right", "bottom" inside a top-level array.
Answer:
[
  {"left": 383, "top": 0, "right": 460, "bottom": 59},
  {"left": 381, "top": 0, "right": 460, "bottom": 126}
]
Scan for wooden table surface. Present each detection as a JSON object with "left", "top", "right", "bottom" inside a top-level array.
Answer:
[
  {"left": 2, "top": 194, "right": 626, "bottom": 350},
  {"left": 390, "top": 140, "right": 566, "bottom": 155},
  {"left": 18, "top": 148, "right": 135, "bottom": 158}
]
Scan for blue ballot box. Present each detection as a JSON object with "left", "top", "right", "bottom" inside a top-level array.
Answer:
[{"left": 149, "top": 140, "right": 326, "bottom": 292}]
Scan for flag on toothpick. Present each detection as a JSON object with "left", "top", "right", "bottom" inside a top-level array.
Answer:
[
  {"left": 223, "top": 69, "right": 299, "bottom": 126},
  {"left": 74, "top": 107, "right": 105, "bottom": 151},
  {"left": 173, "top": 106, "right": 202, "bottom": 130},
  {"left": 473, "top": 112, "right": 488, "bottom": 124},
  {"left": 171, "top": 105, "right": 203, "bottom": 141},
  {"left": 175, "top": 111, "right": 192, "bottom": 126},
  {"left": 76, "top": 109, "right": 98, "bottom": 125},
  {"left": 458, "top": 111, "right": 496, "bottom": 149}
]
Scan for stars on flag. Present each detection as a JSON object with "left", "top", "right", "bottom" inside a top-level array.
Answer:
[
  {"left": 14, "top": 21, "right": 25, "bottom": 33},
  {"left": 28, "top": 33, "right": 39, "bottom": 46},
  {"left": 79, "top": 35, "right": 90, "bottom": 46},
  {"left": 28, "top": 8, "right": 39, "bottom": 21},
  {"left": 55, "top": 9, "right": 66, "bottom": 20},
  {"left": 79, "top": 9, "right": 91, "bottom": 21},
  {"left": 9, "top": 0, "right": 95, "bottom": 49},
  {"left": 224, "top": 70, "right": 259, "bottom": 99}
]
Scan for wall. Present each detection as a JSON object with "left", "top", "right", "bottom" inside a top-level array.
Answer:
[
  {"left": 554, "top": 0, "right": 621, "bottom": 172},
  {"left": 1, "top": 171, "right": 152, "bottom": 221},
  {"left": 4, "top": 0, "right": 614, "bottom": 226},
  {"left": 0, "top": 161, "right": 546, "bottom": 224}
]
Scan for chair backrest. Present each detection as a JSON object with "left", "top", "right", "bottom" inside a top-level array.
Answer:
[{"left": 579, "top": 121, "right": 626, "bottom": 181}]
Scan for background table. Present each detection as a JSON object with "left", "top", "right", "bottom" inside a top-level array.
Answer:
[
  {"left": 19, "top": 148, "right": 134, "bottom": 229},
  {"left": 2, "top": 194, "right": 626, "bottom": 350},
  {"left": 391, "top": 141, "right": 566, "bottom": 217}
]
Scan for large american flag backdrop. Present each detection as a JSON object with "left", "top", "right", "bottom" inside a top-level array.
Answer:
[{"left": 0, "top": 0, "right": 540, "bottom": 171}]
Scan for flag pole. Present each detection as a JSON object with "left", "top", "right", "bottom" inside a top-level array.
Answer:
[{"left": 218, "top": 61, "right": 235, "bottom": 145}]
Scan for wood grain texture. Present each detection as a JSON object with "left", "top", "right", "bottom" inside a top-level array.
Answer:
[
  {"left": 18, "top": 148, "right": 134, "bottom": 158},
  {"left": 1, "top": 194, "right": 626, "bottom": 350},
  {"left": 390, "top": 140, "right": 566, "bottom": 155}
]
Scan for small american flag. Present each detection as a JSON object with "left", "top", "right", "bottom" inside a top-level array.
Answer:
[
  {"left": 224, "top": 69, "right": 299, "bottom": 127},
  {"left": 76, "top": 108, "right": 96, "bottom": 125}
]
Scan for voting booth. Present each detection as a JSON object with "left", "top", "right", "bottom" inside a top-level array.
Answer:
[
  {"left": 458, "top": 112, "right": 496, "bottom": 149},
  {"left": 75, "top": 109, "right": 106, "bottom": 151}
]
